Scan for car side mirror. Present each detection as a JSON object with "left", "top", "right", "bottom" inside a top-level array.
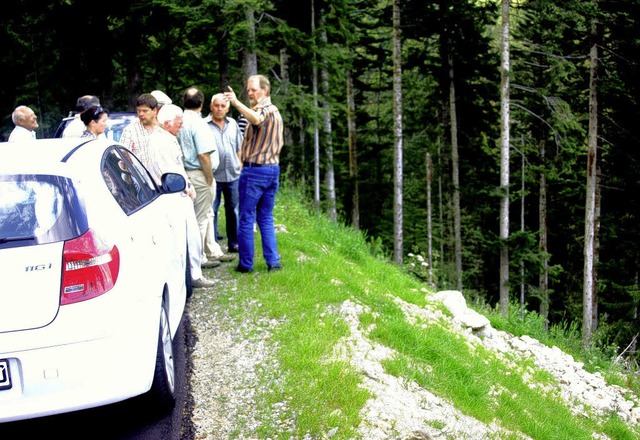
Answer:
[{"left": 160, "top": 173, "right": 186, "bottom": 193}]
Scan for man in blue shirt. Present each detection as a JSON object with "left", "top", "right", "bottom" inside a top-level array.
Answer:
[
  {"left": 178, "top": 87, "right": 235, "bottom": 268},
  {"left": 204, "top": 93, "right": 243, "bottom": 253}
]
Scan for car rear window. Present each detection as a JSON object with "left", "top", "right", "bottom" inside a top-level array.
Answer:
[{"left": 0, "top": 175, "right": 88, "bottom": 249}]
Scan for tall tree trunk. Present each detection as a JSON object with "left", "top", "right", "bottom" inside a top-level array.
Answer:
[
  {"left": 297, "top": 71, "right": 306, "bottom": 188},
  {"left": 593, "top": 167, "right": 601, "bottom": 330},
  {"left": 438, "top": 135, "right": 445, "bottom": 288},
  {"left": 347, "top": 70, "right": 360, "bottom": 230},
  {"left": 280, "top": 49, "right": 293, "bottom": 145},
  {"left": 499, "top": 0, "right": 511, "bottom": 315},
  {"left": 242, "top": 6, "right": 257, "bottom": 81},
  {"left": 392, "top": 0, "right": 403, "bottom": 264},
  {"left": 448, "top": 51, "right": 462, "bottom": 290},
  {"left": 583, "top": 18, "right": 599, "bottom": 347},
  {"left": 519, "top": 147, "right": 525, "bottom": 320},
  {"left": 633, "top": 272, "right": 639, "bottom": 357},
  {"left": 280, "top": 48, "right": 295, "bottom": 172},
  {"left": 311, "top": 0, "right": 320, "bottom": 210},
  {"left": 319, "top": 15, "right": 336, "bottom": 222},
  {"left": 299, "top": 113, "right": 306, "bottom": 185},
  {"left": 426, "top": 152, "right": 434, "bottom": 287},
  {"left": 217, "top": 25, "right": 229, "bottom": 90},
  {"left": 539, "top": 139, "right": 549, "bottom": 330}
]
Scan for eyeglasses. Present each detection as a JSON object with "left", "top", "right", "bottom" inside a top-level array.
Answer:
[{"left": 92, "top": 107, "right": 104, "bottom": 118}]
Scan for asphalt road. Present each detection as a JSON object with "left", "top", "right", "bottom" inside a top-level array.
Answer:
[{"left": 0, "top": 316, "right": 197, "bottom": 440}]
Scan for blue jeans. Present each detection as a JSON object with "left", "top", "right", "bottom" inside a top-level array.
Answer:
[
  {"left": 213, "top": 179, "right": 239, "bottom": 249},
  {"left": 237, "top": 165, "right": 281, "bottom": 270}
]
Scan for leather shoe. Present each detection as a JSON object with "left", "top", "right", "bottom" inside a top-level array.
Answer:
[
  {"left": 201, "top": 260, "right": 221, "bottom": 269},
  {"left": 268, "top": 263, "right": 283, "bottom": 272},
  {"left": 235, "top": 265, "right": 253, "bottom": 273},
  {"left": 214, "top": 253, "right": 237, "bottom": 262},
  {"left": 228, "top": 246, "right": 239, "bottom": 253},
  {"left": 192, "top": 277, "right": 215, "bottom": 288}
]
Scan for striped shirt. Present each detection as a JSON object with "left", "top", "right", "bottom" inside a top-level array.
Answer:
[
  {"left": 119, "top": 120, "right": 159, "bottom": 168},
  {"left": 241, "top": 97, "right": 283, "bottom": 165}
]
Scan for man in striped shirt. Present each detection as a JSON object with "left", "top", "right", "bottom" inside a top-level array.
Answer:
[
  {"left": 119, "top": 93, "right": 160, "bottom": 167},
  {"left": 224, "top": 75, "right": 284, "bottom": 273}
]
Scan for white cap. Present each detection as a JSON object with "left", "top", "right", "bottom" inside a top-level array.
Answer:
[{"left": 151, "top": 90, "right": 172, "bottom": 106}]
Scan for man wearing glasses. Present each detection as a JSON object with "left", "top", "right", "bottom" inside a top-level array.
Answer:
[{"left": 223, "top": 75, "right": 284, "bottom": 273}]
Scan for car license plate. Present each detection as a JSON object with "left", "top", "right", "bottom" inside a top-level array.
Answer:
[{"left": 0, "top": 359, "right": 12, "bottom": 390}]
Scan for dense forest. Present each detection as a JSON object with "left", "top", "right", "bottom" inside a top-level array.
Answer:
[{"left": 2, "top": 0, "right": 640, "bottom": 359}]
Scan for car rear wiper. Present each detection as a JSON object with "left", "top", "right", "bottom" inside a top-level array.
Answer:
[{"left": 0, "top": 235, "right": 36, "bottom": 244}]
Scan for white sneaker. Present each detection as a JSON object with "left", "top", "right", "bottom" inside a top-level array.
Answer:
[{"left": 193, "top": 277, "right": 215, "bottom": 288}]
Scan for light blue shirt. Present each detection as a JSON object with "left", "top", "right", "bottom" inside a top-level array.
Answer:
[
  {"left": 177, "top": 109, "right": 218, "bottom": 171},
  {"left": 204, "top": 115, "right": 243, "bottom": 182}
]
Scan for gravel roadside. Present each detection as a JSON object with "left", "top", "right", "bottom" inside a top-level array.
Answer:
[{"left": 183, "top": 264, "right": 286, "bottom": 439}]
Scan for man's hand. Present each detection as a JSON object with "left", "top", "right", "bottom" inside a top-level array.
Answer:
[
  {"left": 224, "top": 85, "right": 263, "bottom": 126},
  {"left": 223, "top": 86, "right": 237, "bottom": 107}
]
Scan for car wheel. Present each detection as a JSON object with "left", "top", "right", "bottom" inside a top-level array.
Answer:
[{"left": 148, "top": 301, "right": 176, "bottom": 412}]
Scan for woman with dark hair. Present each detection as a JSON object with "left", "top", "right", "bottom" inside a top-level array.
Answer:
[
  {"left": 81, "top": 105, "right": 109, "bottom": 139},
  {"left": 63, "top": 95, "right": 100, "bottom": 138}
]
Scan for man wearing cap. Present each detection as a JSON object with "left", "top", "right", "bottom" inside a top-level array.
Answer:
[
  {"left": 151, "top": 90, "right": 172, "bottom": 109},
  {"left": 62, "top": 95, "right": 100, "bottom": 138}
]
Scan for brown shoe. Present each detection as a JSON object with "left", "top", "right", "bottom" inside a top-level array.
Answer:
[{"left": 214, "top": 253, "right": 237, "bottom": 262}]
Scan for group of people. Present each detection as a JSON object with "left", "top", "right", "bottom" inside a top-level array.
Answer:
[{"left": 8, "top": 74, "right": 284, "bottom": 288}]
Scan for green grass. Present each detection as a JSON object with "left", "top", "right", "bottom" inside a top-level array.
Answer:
[{"left": 211, "top": 184, "right": 640, "bottom": 439}]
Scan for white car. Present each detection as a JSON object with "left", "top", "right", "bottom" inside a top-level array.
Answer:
[{"left": 0, "top": 137, "right": 191, "bottom": 423}]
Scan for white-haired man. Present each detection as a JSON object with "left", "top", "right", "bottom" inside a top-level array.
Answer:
[
  {"left": 204, "top": 93, "right": 243, "bottom": 253},
  {"left": 8, "top": 105, "right": 38, "bottom": 142},
  {"left": 146, "top": 103, "right": 216, "bottom": 288}
]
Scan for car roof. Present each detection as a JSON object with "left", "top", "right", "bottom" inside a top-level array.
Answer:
[{"left": 0, "top": 138, "right": 119, "bottom": 176}]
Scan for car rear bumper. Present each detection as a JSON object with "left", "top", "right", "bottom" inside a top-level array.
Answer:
[{"left": 0, "top": 296, "right": 161, "bottom": 423}]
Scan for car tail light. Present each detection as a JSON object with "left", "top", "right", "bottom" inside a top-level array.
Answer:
[{"left": 61, "top": 229, "right": 120, "bottom": 305}]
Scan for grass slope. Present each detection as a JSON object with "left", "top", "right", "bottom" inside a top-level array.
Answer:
[{"left": 216, "top": 185, "right": 640, "bottom": 440}]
